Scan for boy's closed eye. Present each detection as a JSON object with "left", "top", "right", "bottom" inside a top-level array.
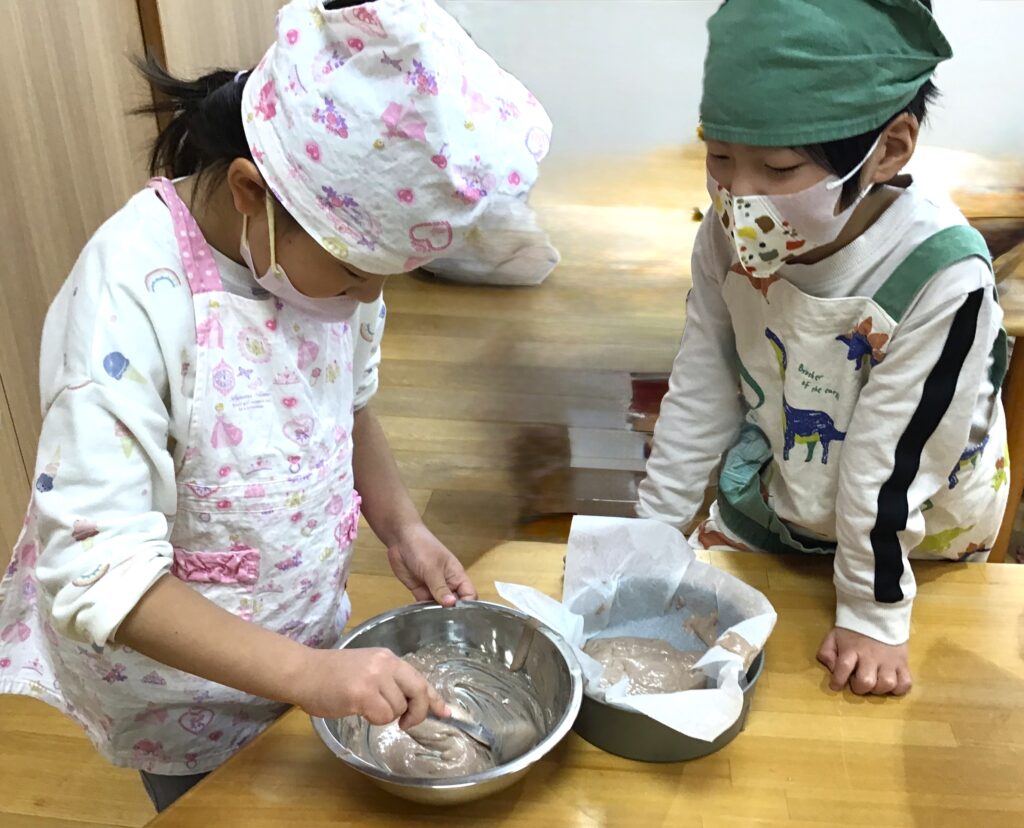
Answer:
[{"left": 765, "top": 163, "right": 805, "bottom": 176}]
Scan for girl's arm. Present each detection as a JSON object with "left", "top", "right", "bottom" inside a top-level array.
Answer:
[
  {"left": 347, "top": 297, "right": 475, "bottom": 605},
  {"left": 117, "top": 576, "right": 322, "bottom": 702},
  {"left": 637, "top": 214, "right": 744, "bottom": 530},
  {"left": 117, "top": 574, "right": 447, "bottom": 726},
  {"left": 352, "top": 404, "right": 422, "bottom": 546},
  {"left": 352, "top": 405, "right": 476, "bottom": 605}
]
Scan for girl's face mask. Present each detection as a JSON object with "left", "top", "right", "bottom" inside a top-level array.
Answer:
[
  {"left": 707, "top": 136, "right": 881, "bottom": 278},
  {"left": 240, "top": 194, "right": 360, "bottom": 322}
]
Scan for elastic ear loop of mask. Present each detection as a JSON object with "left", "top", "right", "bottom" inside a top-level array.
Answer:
[
  {"left": 824, "top": 135, "right": 883, "bottom": 193},
  {"left": 241, "top": 192, "right": 282, "bottom": 278},
  {"left": 265, "top": 194, "right": 279, "bottom": 273}
]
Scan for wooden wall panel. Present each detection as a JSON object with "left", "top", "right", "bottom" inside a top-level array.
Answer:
[
  {"left": 0, "top": 377, "right": 28, "bottom": 564},
  {"left": 0, "top": 0, "right": 158, "bottom": 504},
  {"left": 156, "top": 0, "right": 284, "bottom": 76}
]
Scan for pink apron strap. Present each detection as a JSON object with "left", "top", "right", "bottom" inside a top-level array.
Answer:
[{"left": 147, "top": 177, "right": 224, "bottom": 295}]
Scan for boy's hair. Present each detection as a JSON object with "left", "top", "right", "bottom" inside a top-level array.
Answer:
[
  {"left": 799, "top": 0, "right": 939, "bottom": 208},
  {"left": 134, "top": 1, "right": 372, "bottom": 190}
]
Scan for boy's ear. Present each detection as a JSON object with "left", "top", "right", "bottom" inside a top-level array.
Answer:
[{"left": 870, "top": 113, "right": 919, "bottom": 184}]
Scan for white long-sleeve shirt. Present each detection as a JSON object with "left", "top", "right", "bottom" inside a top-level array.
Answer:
[
  {"left": 638, "top": 183, "right": 1003, "bottom": 644},
  {"left": 29, "top": 187, "right": 384, "bottom": 647}
]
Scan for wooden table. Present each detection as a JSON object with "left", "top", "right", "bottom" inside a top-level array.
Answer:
[{"left": 148, "top": 541, "right": 1024, "bottom": 828}]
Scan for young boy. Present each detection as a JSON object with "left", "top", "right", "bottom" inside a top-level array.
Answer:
[{"left": 637, "top": 0, "right": 1007, "bottom": 697}]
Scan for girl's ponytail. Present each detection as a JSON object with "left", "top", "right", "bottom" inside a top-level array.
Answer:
[{"left": 133, "top": 54, "right": 252, "bottom": 184}]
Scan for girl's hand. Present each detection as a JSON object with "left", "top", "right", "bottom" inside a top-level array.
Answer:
[
  {"left": 294, "top": 647, "right": 449, "bottom": 728},
  {"left": 386, "top": 522, "right": 477, "bottom": 607},
  {"left": 817, "top": 627, "right": 912, "bottom": 696}
]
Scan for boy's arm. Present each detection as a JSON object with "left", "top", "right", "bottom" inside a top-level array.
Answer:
[
  {"left": 637, "top": 217, "right": 744, "bottom": 530},
  {"left": 829, "top": 270, "right": 1002, "bottom": 692}
]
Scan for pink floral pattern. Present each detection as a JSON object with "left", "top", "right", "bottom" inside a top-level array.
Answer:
[
  {"left": 238, "top": 0, "right": 550, "bottom": 276},
  {"left": 254, "top": 80, "right": 278, "bottom": 121}
]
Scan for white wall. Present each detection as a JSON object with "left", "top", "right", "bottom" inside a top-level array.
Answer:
[
  {"left": 441, "top": 0, "right": 1023, "bottom": 159},
  {"left": 926, "top": 0, "right": 1023, "bottom": 156}
]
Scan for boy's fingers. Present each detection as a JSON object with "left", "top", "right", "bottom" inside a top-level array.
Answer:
[
  {"left": 816, "top": 632, "right": 838, "bottom": 671},
  {"left": 872, "top": 666, "right": 898, "bottom": 695},
  {"left": 829, "top": 650, "right": 858, "bottom": 691},
  {"left": 893, "top": 666, "right": 914, "bottom": 697},
  {"left": 850, "top": 659, "right": 878, "bottom": 695}
]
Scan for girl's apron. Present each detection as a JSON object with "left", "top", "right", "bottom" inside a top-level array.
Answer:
[
  {"left": 0, "top": 178, "right": 362, "bottom": 774},
  {"left": 701, "top": 225, "right": 1008, "bottom": 562}
]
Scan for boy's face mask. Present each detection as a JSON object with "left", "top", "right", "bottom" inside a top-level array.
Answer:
[
  {"left": 707, "top": 136, "right": 881, "bottom": 278},
  {"left": 240, "top": 194, "right": 359, "bottom": 323}
]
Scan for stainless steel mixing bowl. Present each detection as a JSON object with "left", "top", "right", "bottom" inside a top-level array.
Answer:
[{"left": 311, "top": 600, "right": 582, "bottom": 805}]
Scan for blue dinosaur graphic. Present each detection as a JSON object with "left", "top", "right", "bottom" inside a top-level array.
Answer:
[
  {"left": 835, "top": 317, "right": 889, "bottom": 371},
  {"left": 948, "top": 436, "right": 989, "bottom": 489},
  {"left": 765, "top": 328, "right": 846, "bottom": 464}
]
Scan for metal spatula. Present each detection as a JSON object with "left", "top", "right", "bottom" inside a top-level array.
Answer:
[
  {"left": 427, "top": 708, "right": 496, "bottom": 749},
  {"left": 428, "top": 618, "right": 543, "bottom": 760}
]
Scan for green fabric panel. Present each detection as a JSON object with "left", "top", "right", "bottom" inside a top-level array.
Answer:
[
  {"left": 716, "top": 424, "right": 835, "bottom": 555},
  {"left": 872, "top": 225, "right": 992, "bottom": 322},
  {"left": 873, "top": 226, "right": 1007, "bottom": 394}
]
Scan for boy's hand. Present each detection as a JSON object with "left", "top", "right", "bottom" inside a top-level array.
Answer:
[
  {"left": 386, "top": 522, "right": 477, "bottom": 607},
  {"left": 817, "top": 627, "right": 912, "bottom": 696},
  {"left": 295, "top": 647, "right": 449, "bottom": 728}
]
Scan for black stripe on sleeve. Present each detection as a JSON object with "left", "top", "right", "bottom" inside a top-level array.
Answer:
[{"left": 871, "top": 288, "right": 984, "bottom": 603}]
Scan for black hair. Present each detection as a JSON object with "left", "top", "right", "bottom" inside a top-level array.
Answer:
[
  {"left": 800, "top": 0, "right": 939, "bottom": 208},
  {"left": 133, "top": 53, "right": 252, "bottom": 188}
]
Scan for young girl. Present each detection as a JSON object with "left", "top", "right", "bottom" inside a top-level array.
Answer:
[
  {"left": 0, "top": 0, "right": 551, "bottom": 810},
  {"left": 638, "top": 0, "right": 1007, "bottom": 698}
]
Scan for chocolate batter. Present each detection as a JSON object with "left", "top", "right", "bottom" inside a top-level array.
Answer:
[
  {"left": 583, "top": 636, "right": 706, "bottom": 694},
  {"left": 341, "top": 642, "right": 547, "bottom": 779},
  {"left": 363, "top": 714, "right": 493, "bottom": 777},
  {"left": 717, "top": 630, "right": 758, "bottom": 670},
  {"left": 685, "top": 610, "right": 720, "bottom": 648}
]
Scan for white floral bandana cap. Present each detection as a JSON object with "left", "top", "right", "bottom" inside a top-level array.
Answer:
[{"left": 241, "top": 0, "right": 553, "bottom": 275}]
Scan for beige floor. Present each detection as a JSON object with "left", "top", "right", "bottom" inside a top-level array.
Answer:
[{"left": 2, "top": 145, "right": 1022, "bottom": 825}]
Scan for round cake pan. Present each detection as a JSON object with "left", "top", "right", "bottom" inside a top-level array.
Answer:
[{"left": 572, "top": 650, "right": 764, "bottom": 762}]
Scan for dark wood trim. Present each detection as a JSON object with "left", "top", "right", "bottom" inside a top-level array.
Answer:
[{"left": 135, "top": 0, "right": 171, "bottom": 131}]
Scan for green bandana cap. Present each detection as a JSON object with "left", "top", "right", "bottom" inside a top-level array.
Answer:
[{"left": 700, "top": 0, "right": 952, "bottom": 146}]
